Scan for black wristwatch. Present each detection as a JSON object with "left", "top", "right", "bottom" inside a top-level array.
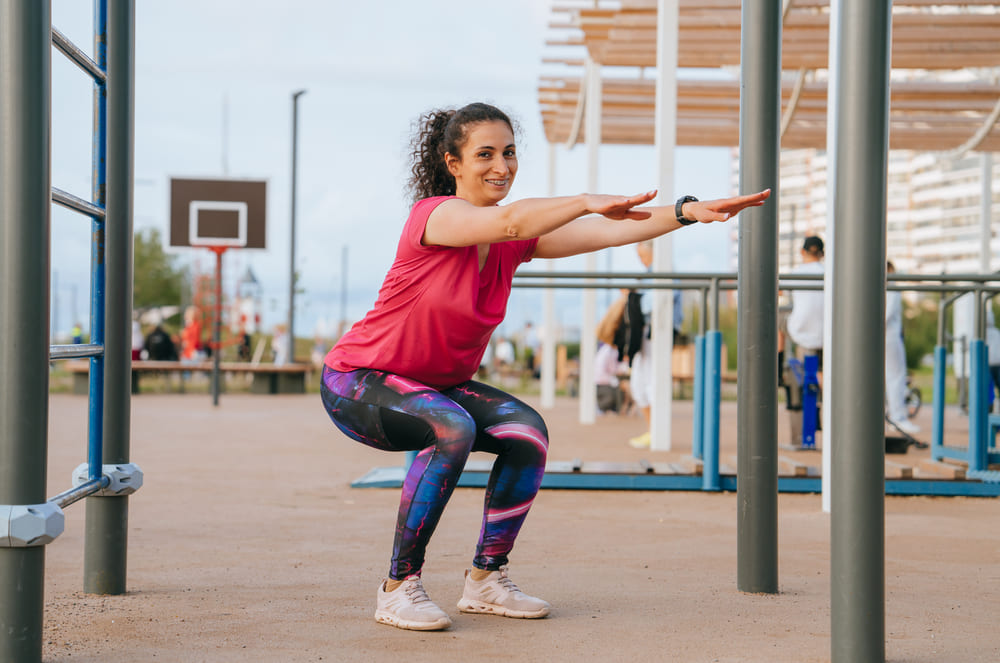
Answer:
[{"left": 675, "top": 195, "right": 699, "bottom": 225}]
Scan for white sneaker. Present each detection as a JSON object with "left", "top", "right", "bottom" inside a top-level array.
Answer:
[
  {"left": 893, "top": 419, "right": 921, "bottom": 435},
  {"left": 457, "top": 566, "right": 551, "bottom": 619},
  {"left": 628, "top": 431, "right": 651, "bottom": 449},
  {"left": 375, "top": 576, "right": 452, "bottom": 631}
]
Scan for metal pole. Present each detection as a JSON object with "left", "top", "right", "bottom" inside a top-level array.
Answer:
[
  {"left": 339, "top": 244, "right": 348, "bottom": 334},
  {"left": 968, "top": 289, "right": 987, "bottom": 471},
  {"left": 211, "top": 248, "right": 224, "bottom": 406},
  {"left": 933, "top": 292, "right": 962, "bottom": 458},
  {"left": 821, "top": 0, "right": 843, "bottom": 515},
  {"left": 691, "top": 286, "right": 709, "bottom": 458},
  {"left": 87, "top": 0, "right": 108, "bottom": 482},
  {"left": 702, "top": 279, "right": 721, "bottom": 491},
  {"left": 691, "top": 333, "right": 705, "bottom": 459},
  {"left": 737, "top": 0, "right": 781, "bottom": 594},
  {"left": 288, "top": 89, "right": 306, "bottom": 363},
  {"left": 541, "top": 143, "right": 558, "bottom": 410},
  {"left": 85, "top": 0, "right": 135, "bottom": 596},
  {"left": 579, "top": 57, "right": 600, "bottom": 425},
  {"left": 652, "top": 0, "right": 679, "bottom": 451},
  {"left": 0, "top": 2, "right": 51, "bottom": 660},
  {"left": 830, "top": 1, "right": 891, "bottom": 661}
]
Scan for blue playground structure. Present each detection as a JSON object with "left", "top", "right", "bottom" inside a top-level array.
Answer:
[
  {"left": 784, "top": 354, "right": 821, "bottom": 451},
  {"left": 931, "top": 291, "right": 1000, "bottom": 482},
  {"left": 354, "top": 272, "right": 1000, "bottom": 498},
  {"left": 1, "top": 3, "right": 140, "bottom": 662}
]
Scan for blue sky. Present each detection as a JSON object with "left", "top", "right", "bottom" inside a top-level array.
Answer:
[{"left": 49, "top": 0, "right": 734, "bottom": 339}]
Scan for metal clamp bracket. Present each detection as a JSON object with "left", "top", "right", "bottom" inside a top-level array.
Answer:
[
  {"left": 72, "top": 462, "right": 144, "bottom": 496},
  {"left": 0, "top": 502, "right": 65, "bottom": 547}
]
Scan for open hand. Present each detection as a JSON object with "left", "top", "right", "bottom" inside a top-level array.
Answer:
[
  {"left": 682, "top": 189, "right": 771, "bottom": 223},
  {"left": 589, "top": 190, "right": 657, "bottom": 220}
]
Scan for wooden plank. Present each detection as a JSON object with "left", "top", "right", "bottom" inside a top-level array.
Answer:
[
  {"left": 543, "top": 460, "right": 580, "bottom": 474},
  {"left": 579, "top": 461, "right": 650, "bottom": 475},
  {"left": 674, "top": 456, "right": 703, "bottom": 476},
  {"left": 916, "top": 459, "right": 967, "bottom": 480},
  {"left": 778, "top": 455, "right": 810, "bottom": 478},
  {"left": 884, "top": 459, "right": 915, "bottom": 480}
]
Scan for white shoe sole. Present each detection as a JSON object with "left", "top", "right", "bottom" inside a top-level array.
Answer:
[
  {"left": 374, "top": 609, "right": 452, "bottom": 631},
  {"left": 456, "top": 598, "right": 550, "bottom": 619}
]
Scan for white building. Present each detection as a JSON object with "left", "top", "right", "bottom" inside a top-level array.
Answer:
[{"left": 730, "top": 148, "right": 999, "bottom": 276}]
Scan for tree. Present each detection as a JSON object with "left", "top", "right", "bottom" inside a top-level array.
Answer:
[{"left": 133, "top": 228, "right": 188, "bottom": 311}]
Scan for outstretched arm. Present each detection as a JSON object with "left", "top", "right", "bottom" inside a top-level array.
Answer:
[
  {"left": 422, "top": 191, "right": 657, "bottom": 248},
  {"left": 533, "top": 190, "right": 771, "bottom": 260}
]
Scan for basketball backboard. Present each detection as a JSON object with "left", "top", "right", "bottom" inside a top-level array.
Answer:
[{"left": 169, "top": 178, "right": 267, "bottom": 249}]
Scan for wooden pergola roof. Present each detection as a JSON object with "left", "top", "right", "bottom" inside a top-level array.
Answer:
[{"left": 540, "top": 0, "right": 1000, "bottom": 151}]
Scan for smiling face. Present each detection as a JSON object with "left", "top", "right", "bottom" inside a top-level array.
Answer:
[{"left": 444, "top": 120, "right": 518, "bottom": 207}]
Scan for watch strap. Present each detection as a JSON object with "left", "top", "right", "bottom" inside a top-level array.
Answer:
[{"left": 675, "top": 195, "right": 699, "bottom": 225}]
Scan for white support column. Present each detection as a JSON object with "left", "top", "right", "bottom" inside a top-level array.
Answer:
[
  {"left": 821, "top": 0, "right": 840, "bottom": 514},
  {"left": 982, "top": 153, "right": 993, "bottom": 273},
  {"left": 651, "top": 0, "right": 679, "bottom": 451},
  {"left": 540, "top": 142, "right": 558, "bottom": 410},
  {"left": 578, "top": 55, "right": 602, "bottom": 425}
]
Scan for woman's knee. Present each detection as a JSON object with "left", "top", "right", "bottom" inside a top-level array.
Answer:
[
  {"left": 483, "top": 415, "right": 549, "bottom": 463},
  {"left": 429, "top": 407, "right": 478, "bottom": 457}
]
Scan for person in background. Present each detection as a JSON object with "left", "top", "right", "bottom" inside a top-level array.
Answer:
[
  {"left": 885, "top": 261, "right": 919, "bottom": 435},
  {"left": 627, "top": 242, "right": 654, "bottom": 448},
  {"left": 622, "top": 239, "right": 685, "bottom": 450},
  {"left": 595, "top": 341, "right": 624, "bottom": 414},
  {"left": 144, "top": 320, "right": 178, "bottom": 361},
  {"left": 319, "top": 101, "right": 769, "bottom": 631},
  {"left": 271, "top": 324, "right": 290, "bottom": 366},
  {"left": 180, "top": 306, "right": 203, "bottom": 364},
  {"left": 519, "top": 321, "right": 540, "bottom": 377},
  {"left": 493, "top": 336, "right": 516, "bottom": 369},
  {"left": 985, "top": 304, "right": 1000, "bottom": 413},
  {"left": 238, "top": 328, "right": 252, "bottom": 362},
  {"left": 131, "top": 319, "right": 144, "bottom": 361},
  {"left": 785, "top": 235, "right": 825, "bottom": 374},
  {"left": 71, "top": 322, "right": 83, "bottom": 345}
]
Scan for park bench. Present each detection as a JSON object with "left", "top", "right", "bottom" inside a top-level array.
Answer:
[{"left": 66, "top": 360, "right": 311, "bottom": 395}]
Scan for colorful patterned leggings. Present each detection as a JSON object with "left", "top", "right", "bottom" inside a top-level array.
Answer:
[{"left": 320, "top": 366, "right": 548, "bottom": 580}]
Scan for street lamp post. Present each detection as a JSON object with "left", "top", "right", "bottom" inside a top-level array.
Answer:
[{"left": 288, "top": 89, "right": 306, "bottom": 362}]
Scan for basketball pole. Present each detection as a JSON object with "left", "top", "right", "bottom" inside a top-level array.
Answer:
[{"left": 210, "top": 246, "right": 226, "bottom": 406}]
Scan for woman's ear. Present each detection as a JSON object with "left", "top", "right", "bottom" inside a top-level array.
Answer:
[{"left": 444, "top": 151, "right": 461, "bottom": 177}]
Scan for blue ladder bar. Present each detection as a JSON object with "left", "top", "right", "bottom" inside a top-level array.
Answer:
[
  {"left": 702, "top": 330, "right": 722, "bottom": 491},
  {"left": 931, "top": 345, "right": 947, "bottom": 460},
  {"left": 87, "top": 0, "right": 109, "bottom": 482},
  {"left": 800, "top": 355, "right": 819, "bottom": 450},
  {"left": 691, "top": 334, "right": 705, "bottom": 460},
  {"left": 968, "top": 340, "right": 988, "bottom": 472}
]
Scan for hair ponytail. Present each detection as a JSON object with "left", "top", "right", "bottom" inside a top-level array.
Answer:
[{"left": 407, "top": 109, "right": 457, "bottom": 201}]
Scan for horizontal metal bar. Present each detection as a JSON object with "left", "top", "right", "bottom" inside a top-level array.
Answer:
[
  {"left": 517, "top": 270, "right": 999, "bottom": 284},
  {"left": 51, "top": 187, "right": 106, "bottom": 219},
  {"left": 514, "top": 281, "right": 709, "bottom": 291},
  {"left": 48, "top": 476, "right": 111, "bottom": 509},
  {"left": 49, "top": 344, "right": 104, "bottom": 360},
  {"left": 51, "top": 27, "right": 106, "bottom": 83},
  {"left": 517, "top": 270, "right": 738, "bottom": 281},
  {"left": 514, "top": 272, "right": 999, "bottom": 293}
]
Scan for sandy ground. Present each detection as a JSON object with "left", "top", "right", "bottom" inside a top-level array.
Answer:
[{"left": 39, "top": 391, "right": 999, "bottom": 663}]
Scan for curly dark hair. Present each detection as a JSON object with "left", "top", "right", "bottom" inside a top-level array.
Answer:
[{"left": 406, "top": 102, "right": 516, "bottom": 202}]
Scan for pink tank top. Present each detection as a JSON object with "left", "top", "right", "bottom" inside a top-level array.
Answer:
[{"left": 325, "top": 196, "right": 537, "bottom": 389}]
